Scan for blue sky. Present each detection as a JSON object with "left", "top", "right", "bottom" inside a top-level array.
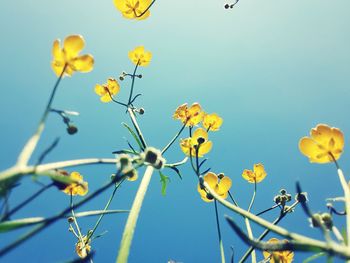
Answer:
[{"left": 1, "top": 0, "right": 350, "bottom": 262}]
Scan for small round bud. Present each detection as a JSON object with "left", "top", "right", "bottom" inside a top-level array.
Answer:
[
  {"left": 68, "top": 217, "right": 74, "bottom": 223},
  {"left": 224, "top": 3, "right": 230, "bottom": 9},
  {"left": 280, "top": 189, "right": 287, "bottom": 195},
  {"left": 321, "top": 213, "right": 333, "bottom": 229},
  {"left": 217, "top": 173, "right": 225, "bottom": 179},
  {"left": 67, "top": 125, "right": 78, "bottom": 135},
  {"left": 138, "top": 108, "right": 145, "bottom": 115},
  {"left": 110, "top": 174, "right": 116, "bottom": 181},
  {"left": 286, "top": 194, "right": 292, "bottom": 202},
  {"left": 309, "top": 213, "right": 322, "bottom": 228},
  {"left": 138, "top": 74, "right": 143, "bottom": 79},
  {"left": 295, "top": 192, "right": 308, "bottom": 203},
  {"left": 119, "top": 76, "right": 125, "bottom": 81},
  {"left": 206, "top": 193, "right": 214, "bottom": 200},
  {"left": 197, "top": 137, "right": 205, "bottom": 145},
  {"left": 274, "top": 195, "right": 281, "bottom": 204}
]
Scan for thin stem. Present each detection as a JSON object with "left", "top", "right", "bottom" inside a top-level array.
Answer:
[
  {"left": 116, "top": 165, "right": 154, "bottom": 263},
  {"left": 215, "top": 200, "right": 226, "bottom": 263},
  {"left": 70, "top": 194, "right": 84, "bottom": 245},
  {"left": 1, "top": 183, "right": 54, "bottom": 221},
  {"left": 127, "top": 62, "right": 140, "bottom": 106},
  {"left": 16, "top": 64, "right": 67, "bottom": 166},
  {"left": 87, "top": 179, "right": 125, "bottom": 241},
  {"left": 239, "top": 201, "right": 299, "bottom": 263},
  {"left": 247, "top": 181, "right": 257, "bottom": 212},
  {"left": 127, "top": 108, "right": 147, "bottom": 149},
  {"left": 161, "top": 122, "right": 187, "bottom": 154},
  {"left": 107, "top": 90, "right": 128, "bottom": 107},
  {"left": 135, "top": 0, "right": 156, "bottom": 18},
  {"left": 336, "top": 168, "right": 350, "bottom": 247},
  {"left": 255, "top": 204, "right": 279, "bottom": 217},
  {"left": 228, "top": 191, "right": 239, "bottom": 207},
  {"left": 0, "top": 176, "right": 120, "bottom": 257}
]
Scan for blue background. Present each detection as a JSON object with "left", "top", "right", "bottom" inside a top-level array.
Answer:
[{"left": 1, "top": 0, "right": 350, "bottom": 262}]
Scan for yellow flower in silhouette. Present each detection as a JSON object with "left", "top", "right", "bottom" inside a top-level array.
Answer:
[
  {"left": 95, "top": 78, "right": 120, "bottom": 103},
  {"left": 299, "top": 124, "right": 344, "bottom": 163},
  {"left": 203, "top": 113, "right": 223, "bottom": 131},
  {"left": 173, "top": 103, "right": 204, "bottom": 127},
  {"left": 242, "top": 163, "right": 267, "bottom": 183},
  {"left": 197, "top": 172, "right": 232, "bottom": 202},
  {"left": 180, "top": 128, "right": 212, "bottom": 157},
  {"left": 62, "top": 172, "right": 88, "bottom": 196},
  {"left": 75, "top": 236, "right": 91, "bottom": 259},
  {"left": 128, "top": 46, "right": 152, "bottom": 66},
  {"left": 51, "top": 35, "right": 94, "bottom": 77},
  {"left": 263, "top": 238, "right": 294, "bottom": 263},
  {"left": 114, "top": 0, "right": 151, "bottom": 20}
]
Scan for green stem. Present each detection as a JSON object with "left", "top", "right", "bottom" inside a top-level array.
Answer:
[
  {"left": 161, "top": 122, "right": 187, "bottom": 154},
  {"left": 215, "top": 200, "right": 226, "bottom": 263},
  {"left": 246, "top": 181, "right": 257, "bottom": 262},
  {"left": 87, "top": 179, "right": 125, "bottom": 241},
  {"left": 16, "top": 64, "right": 67, "bottom": 167},
  {"left": 127, "top": 108, "right": 147, "bottom": 149},
  {"left": 127, "top": 62, "right": 139, "bottom": 106},
  {"left": 135, "top": 0, "right": 156, "bottom": 18},
  {"left": 116, "top": 166, "right": 154, "bottom": 263},
  {"left": 337, "top": 169, "right": 350, "bottom": 247}
]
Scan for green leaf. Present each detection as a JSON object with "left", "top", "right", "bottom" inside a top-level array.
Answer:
[
  {"left": 122, "top": 122, "right": 143, "bottom": 150},
  {"left": 73, "top": 209, "right": 129, "bottom": 218},
  {"left": 303, "top": 252, "right": 326, "bottom": 263},
  {"left": 341, "top": 227, "right": 348, "bottom": 245},
  {"left": 168, "top": 166, "right": 182, "bottom": 179},
  {"left": 159, "top": 171, "right": 170, "bottom": 196},
  {"left": 0, "top": 217, "right": 45, "bottom": 232}
]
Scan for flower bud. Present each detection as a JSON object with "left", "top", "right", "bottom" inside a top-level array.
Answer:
[
  {"left": 68, "top": 217, "right": 74, "bottom": 223},
  {"left": 295, "top": 192, "right": 308, "bottom": 203},
  {"left": 67, "top": 125, "right": 78, "bottom": 135}
]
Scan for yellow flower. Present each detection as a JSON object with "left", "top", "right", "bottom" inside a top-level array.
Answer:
[
  {"left": 75, "top": 236, "right": 91, "bottom": 259},
  {"left": 62, "top": 172, "right": 88, "bottom": 196},
  {"left": 180, "top": 128, "right": 212, "bottom": 157},
  {"left": 51, "top": 35, "right": 94, "bottom": 77},
  {"left": 94, "top": 78, "right": 120, "bottom": 103},
  {"left": 173, "top": 103, "right": 204, "bottom": 127},
  {"left": 299, "top": 124, "right": 344, "bottom": 163},
  {"left": 197, "top": 172, "right": 232, "bottom": 202},
  {"left": 203, "top": 113, "right": 223, "bottom": 131},
  {"left": 113, "top": 0, "right": 151, "bottom": 20},
  {"left": 128, "top": 46, "right": 152, "bottom": 66},
  {"left": 263, "top": 238, "right": 294, "bottom": 263},
  {"left": 242, "top": 163, "right": 267, "bottom": 183}
]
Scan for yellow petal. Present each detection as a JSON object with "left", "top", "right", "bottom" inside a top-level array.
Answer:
[
  {"left": 101, "top": 94, "right": 112, "bottom": 103},
  {"left": 253, "top": 163, "right": 267, "bottom": 183},
  {"left": 204, "top": 172, "right": 218, "bottom": 189},
  {"left": 217, "top": 176, "right": 232, "bottom": 195},
  {"left": 299, "top": 137, "right": 326, "bottom": 162},
  {"left": 242, "top": 169, "right": 255, "bottom": 183},
  {"left": 180, "top": 138, "right": 192, "bottom": 156},
  {"left": 51, "top": 61, "right": 66, "bottom": 77},
  {"left": 107, "top": 78, "right": 120, "bottom": 95},
  {"left": 203, "top": 113, "right": 223, "bottom": 131},
  {"left": 63, "top": 35, "right": 85, "bottom": 59},
  {"left": 71, "top": 54, "right": 94, "bottom": 73},
  {"left": 331, "top": 127, "right": 344, "bottom": 151},
  {"left": 193, "top": 128, "right": 208, "bottom": 141},
  {"left": 95, "top": 84, "right": 107, "bottom": 96},
  {"left": 198, "top": 141, "right": 212, "bottom": 157}
]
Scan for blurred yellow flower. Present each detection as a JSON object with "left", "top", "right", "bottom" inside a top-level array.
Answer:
[
  {"left": 94, "top": 78, "right": 120, "bottom": 103},
  {"left": 62, "top": 172, "right": 88, "bottom": 196},
  {"left": 197, "top": 172, "right": 232, "bottom": 202},
  {"left": 299, "top": 124, "right": 344, "bottom": 163},
  {"left": 75, "top": 236, "right": 91, "bottom": 259},
  {"left": 128, "top": 46, "right": 152, "bottom": 66},
  {"left": 203, "top": 113, "right": 223, "bottom": 131},
  {"left": 242, "top": 163, "right": 267, "bottom": 183},
  {"left": 263, "top": 238, "right": 294, "bottom": 263},
  {"left": 173, "top": 103, "right": 204, "bottom": 127},
  {"left": 113, "top": 0, "right": 151, "bottom": 20},
  {"left": 51, "top": 35, "right": 94, "bottom": 77},
  {"left": 180, "top": 128, "right": 212, "bottom": 157}
]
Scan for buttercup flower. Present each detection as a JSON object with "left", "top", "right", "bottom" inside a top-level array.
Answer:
[
  {"left": 173, "top": 103, "right": 204, "bottom": 127},
  {"left": 75, "top": 236, "right": 91, "bottom": 259},
  {"left": 61, "top": 172, "right": 88, "bottom": 196},
  {"left": 242, "top": 163, "right": 267, "bottom": 183},
  {"left": 94, "top": 78, "right": 120, "bottom": 103},
  {"left": 180, "top": 128, "right": 212, "bottom": 157},
  {"left": 197, "top": 172, "right": 232, "bottom": 202},
  {"left": 263, "top": 238, "right": 294, "bottom": 263},
  {"left": 113, "top": 0, "right": 151, "bottom": 20},
  {"left": 128, "top": 46, "right": 152, "bottom": 66},
  {"left": 203, "top": 113, "right": 223, "bottom": 131},
  {"left": 299, "top": 124, "right": 344, "bottom": 163},
  {"left": 51, "top": 35, "right": 94, "bottom": 77}
]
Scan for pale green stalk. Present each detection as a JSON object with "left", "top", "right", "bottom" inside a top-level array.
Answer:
[
  {"left": 116, "top": 165, "right": 154, "bottom": 263},
  {"left": 337, "top": 169, "right": 350, "bottom": 247},
  {"left": 203, "top": 181, "right": 350, "bottom": 259},
  {"left": 214, "top": 200, "right": 226, "bottom": 263},
  {"left": 245, "top": 181, "right": 257, "bottom": 263}
]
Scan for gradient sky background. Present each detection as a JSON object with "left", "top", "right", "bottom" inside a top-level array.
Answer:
[{"left": 1, "top": 0, "right": 350, "bottom": 262}]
